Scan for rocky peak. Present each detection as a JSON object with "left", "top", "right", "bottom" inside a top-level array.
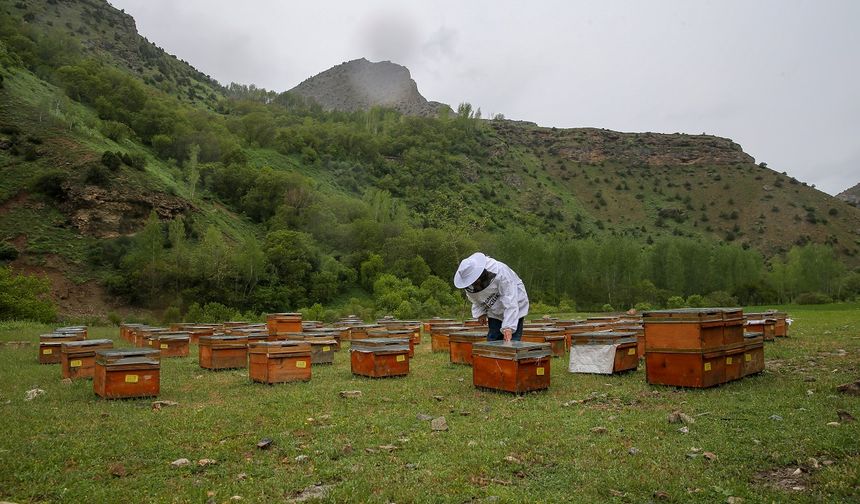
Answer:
[
  {"left": 288, "top": 58, "right": 448, "bottom": 116},
  {"left": 837, "top": 182, "right": 860, "bottom": 207}
]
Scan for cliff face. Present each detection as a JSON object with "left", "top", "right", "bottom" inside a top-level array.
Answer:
[
  {"left": 837, "top": 182, "right": 860, "bottom": 207},
  {"left": 288, "top": 58, "right": 448, "bottom": 116}
]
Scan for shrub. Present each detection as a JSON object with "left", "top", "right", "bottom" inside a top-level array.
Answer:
[
  {"left": 0, "top": 242, "right": 18, "bottom": 261},
  {"left": 84, "top": 164, "right": 110, "bottom": 186},
  {"left": 703, "top": 290, "right": 738, "bottom": 307},
  {"left": 162, "top": 306, "right": 181, "bottom": 324},
  {"left": 31, "top": 170, "right": 67, "bottom": 200},
  {"left": 600, "top": 303, "right": 614, "bottom": 312},
  {"left": 686, "top": 294, "right": 705, "bottom": 308},
  {"left": 633, "top": 302, "right": 652, "bottom": 312},
  {"left": 0, "top": 266, "right": 56, "bottom": 322},
  {"left": 101, "top": 151, "right": 122, "bottom": 171},
  {"left": 795, "top": 292, "right": 833, "bottom": 305},
  {"left": 666, "top": 296, "right": 687, "bottom": 309}
]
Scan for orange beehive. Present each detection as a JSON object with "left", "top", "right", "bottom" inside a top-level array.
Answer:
[
  {"left": 742, "top": 332, "right": 765, "bottom": 376},
  {"left": 569, "top": 331, "right": 639, "bottom": 374},
  {"left": 56, "top": 326, "right": 88, "bottom": 339},
  {"left": 266, "top": 313, "right": 303, "bottom": 336},
  {"left": 745, "top": 315, "right": 776, "bottom": 342},
  {"left": 248, "top": 341, "right": 312, "bottom": 384},
  {"left": 448, "top": 331, "right": 486, "bottom": 365},
  {"left": 146, "top": 333, "right": 190, "bottom": 358},
  {"left": 472, "top": 341, "right": 551, "bottom": 394},
  {"left": 93, "top": 349, "right": 160, "bottom": 399},
  {"left": 39, "top": 332, "right": 86, "bottom": 364},
  {"left": 198, "top": 335, "right": 248, "bottom": 370},
  {"left": 348, "top": 324, "right": 381, "bottom": 341},
  {"left": 60, "top": 339, "right": 114, "bottom": 379},
  {"left": 430, "top": 325, "right": 468, "bottom": 353},
  {"left": 613, "top": 324, "right": 645, "bottom": 358},
  {"left": 368, "top": 328, "right": 415, "bottom": 358},
  {"left": 645, "top": 349, "right": 726, "bottom": 388},
  {"left": 521, "top": 327, "right": 567, "bottom": 357},
  {"left": 643, "top": 309, "right": 727, "bottom": 352},
  {"left": 119, "top": 323, "right": 144, "bottom": 343},
  {"left": 723, "top": 342, "right": 746, "bottom": 382},
  {"left": 350, "top": 338, "right": 410, "bottom": 378}
]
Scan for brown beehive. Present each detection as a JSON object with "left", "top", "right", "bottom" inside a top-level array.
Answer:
[
  {"left": 60, "top": 339, "right": 114, "bottom": 379},
  {"left": 93, "top": 349, "right": 160, "bottom": 399},
  {"left": 248, "top": 341, "right": 312, "bottom": 383},
  {"left": 472, "top": 341, "right": 551, "bottom": 394},
  {"left": 198, "top": 335, "right": 248, "bottom": 370},
  {"left": 350, "top": 338, "right": 410, "bottom": 378},
  {"left": 448, "top": 331, "right": 486, "bottom": 366},
  {"left": 39, "top": 332, "right": 86, "bottom": 364}
]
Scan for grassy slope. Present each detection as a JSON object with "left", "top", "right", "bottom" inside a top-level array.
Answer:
[{"left": 0, "top": 304, "right": 857, "bottom": 502}]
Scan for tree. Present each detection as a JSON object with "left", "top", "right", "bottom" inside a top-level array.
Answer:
[
  {"left": 187, "top": 143, "right": 200, "bottom": 200},
  {"left": 0, "top": 266, "right": 56, "bottom": 322}
]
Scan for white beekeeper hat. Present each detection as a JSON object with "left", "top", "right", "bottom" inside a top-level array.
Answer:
[{"left": 453, "top": 252, "right": 488, "bottom": 289}]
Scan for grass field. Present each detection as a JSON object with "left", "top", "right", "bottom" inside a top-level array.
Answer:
[{"left": 0, "top": 304, "right": 858, "bottom": 503}]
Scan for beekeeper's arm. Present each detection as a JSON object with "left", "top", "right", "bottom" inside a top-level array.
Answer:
[
  {"left": 497, "top": 272, "right": 521, "bottom": 341},
  {"left": 466, "top": 292, "right": 486, "bottom": 320}
]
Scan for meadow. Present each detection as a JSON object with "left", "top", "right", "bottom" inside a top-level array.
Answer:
[{"left": 0, "top": 304, "right": 858, "bottom": 503}]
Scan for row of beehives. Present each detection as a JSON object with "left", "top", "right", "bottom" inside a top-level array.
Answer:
[
  {"left": 423, "top": 308, "right": 790, "bottom": 389},
  {"left": 34, "top": 313, "right": 432, "bottom": 398}
]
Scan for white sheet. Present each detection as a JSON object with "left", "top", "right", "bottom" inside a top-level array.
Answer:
[{"left": 568, "top": 344, "right": 617, "bottom": 374}]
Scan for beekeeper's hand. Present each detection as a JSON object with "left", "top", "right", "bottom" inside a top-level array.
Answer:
[
  {"left": 478, "top": 315, "right": 487, "bottom": 325},
  {"left": 503, "top": 328, "right": 513, "bottom": 342}
]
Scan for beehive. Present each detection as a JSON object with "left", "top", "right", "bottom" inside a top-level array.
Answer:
[
  {"left": 448, "top": 331, "right": 486, "bottom": 365},
  {"left": 266, "top": 313, "right": 303, "bottom": 336},
  {"left": 569, "top": 331, "right": 638, "bottom": 374},
  {"left": 94, "top": 349, "right": 160, "bottom": 399},
  {"left": 60, "top": 339, "right": 114, "bottom": 379},
  {"left": 146, "top": 332, "right": 190, "bottom": 358},
  {"left": 248, "top": 341, "right": 312, "bottom": 384},
  {"left": 521, "top": 327, "right": 567, "bottom": 357},
  {"left": 368, "top": 328, "right": 415, "bottom": 358},
  {"left": 430, "top": 325, "right": 468, "bottom": 353},
  {"left": 350, "top": 338, "right": 410, "bottom": 378},
  {"left": 348, "top": 324, "right": 382, "bottom": 341},
  {"left": 472, "top": 341, "right": 551, "bottom": 394},
  {"left": 742, "top": 332, "right": 765, "bottom": 376},
  {"left": 39, "top": 332, "right": 86, "bottom": 364},
  {"left": 198, "top": 335, "right": 248, "bottom": 370}
]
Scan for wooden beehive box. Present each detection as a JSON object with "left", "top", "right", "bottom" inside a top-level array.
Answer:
[
  {"left": 60, "top": 339, "right": 114, "bottom": 379},
  {"left": 147, "top": 333, "right": 190, "bottom": 358},
  {"left": 249, "top": 341, "right": 312, "bottom": 384},
  {"left": 379, "top": 320, "right": 422, "bottom": 345},
  {"left": 771, "top": 311, "right": 789, "bottom": 337},
  {"left": 449, "top": 331, "right": 486, "bottom": 366},
  {"left": 472, "top": 341, "right": 551, "bottom": 393},
  {"left": 186, "top": 325, "right": 216, "bottom": 344},
  {"left": 348, "top": 324, "right": 381, "bottom": 341},
  {"left": 745, "top": 315, "right": 776, "bottom": 341},
  {"left": 645, "top": 349, "right": 726, "bottom": 388},
  {"left": 723, "top": 342, "right": 746, "bottom": 382},
  {"left": 119, "top": 323, "right": 143, "bottom": 343},
  {"left": 56, "top": 326, "right": 88, "bottom": 339},
  {"left": 521, "top": 327, "right": 567, "bottom": 357},
  {"left": 430, "top": 325, "right": 468, "bottom": 353},
  {"left": 463, "top": 318, "right": 487, "bottom": 328},
  {"left": 613, "top": 324, "right": 645, "bottom": 358},
  {"left": 350, "top": 338, "right": 410, "bottom": 378},
  {"left": 368, "top": 328, "right": 415, "bottom": 358},
  {"left": 307, "top": 338, "right": 337, "bottom": 365},
  {"left": 569, "top": 331, "right": 639, "bottom": 373},
  {"left": 199, "top": 335, "right": 248, "bottom": 370},
  {"left": 135, "top": 327, "right": 169, "bottom": 348},
  {"left": 743, "top": 332, "right": 765, "bottom": 376},
  {"left": 94, "top": 349, "right": 160, "bottom": 399},
  {"left": 266, "top": 313, "right": 303, "bottom": 336},
  {"left": 643, "top": 309, "right": 728, "bottom": 352},
  {"left": 39, "top": 332, "right": 86, "bottom": 364}
]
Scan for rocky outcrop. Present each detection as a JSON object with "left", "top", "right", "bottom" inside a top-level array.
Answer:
[
  {"left": 837, "top": 182, "right": 860, "bottom": 207},
  {"left": 289, "top": 58, "right": 449, "bottom": 116}
]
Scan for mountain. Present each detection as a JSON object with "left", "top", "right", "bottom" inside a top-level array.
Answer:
[
  {"left": 1, "top": 0, "right": 859, "bottom": 318},
  {"left": 289, "top": 58, "right": 449, "bottom": 116},
  {"left": 837, "top": 182, "right": 860, "bottom": 207}
]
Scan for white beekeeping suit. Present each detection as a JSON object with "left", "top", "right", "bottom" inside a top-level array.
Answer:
[{"left": 453, "top": 252, "right": 529, "bottom": 332}]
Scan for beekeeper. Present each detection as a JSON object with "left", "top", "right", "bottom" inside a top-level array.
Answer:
[{"left": 453, "top": 252, "right": 529, "bottom": 342}]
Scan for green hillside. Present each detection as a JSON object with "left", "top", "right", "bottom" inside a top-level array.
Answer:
[{"left": 1, "top": 0, "right": 859, "bottom": 320}]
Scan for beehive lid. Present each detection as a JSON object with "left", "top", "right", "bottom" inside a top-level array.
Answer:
[
  {"left": 449, "top": 331, "right": 488, "bottom": 343},
  {"left": 152, "top": 333, "right": 191, "bottom": 342},
  {"left": 433, "top": 325, "right": 470, "bottom": 334},
  {"left": 40, "top": 333, "right": 84, "bottom": 341},
  {"left": 472, "top": 340, "right": 551, "bottom": 360},
  {"left": 56, "top": 325, "right": 87, "bottom": 332},
  {"left": 307, "top": 338, "right": 337, "bottom": 346},
  {"left": 61, "top": 338, "right": 113, "bottom": 349},
  {"left": 523, "top": 326, "right": 565, "bottom": 334},
  {"left": 96, "top": 348, "right": 160, "bottom": 363},
  {"left": 249, "top": 340, "right": 311, "bottom": 354},
  {"left": 570, "top": 331, "right": 638, "bottom": 345},
  {"left": 199, "top": 335, "right": 248, "bottom": 347},
  {"left": 643, "top": 308, "right": 727, "bottom": 322},
  {"left": 350, "top": 338, "right": 410, "bottom": 353}
]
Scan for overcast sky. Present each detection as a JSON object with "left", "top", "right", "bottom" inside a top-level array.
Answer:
[{"left": 110, "top": 0, "right": 859, "bottom": 195}]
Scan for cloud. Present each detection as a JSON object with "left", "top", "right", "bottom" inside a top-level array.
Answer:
[{"left": 356, "top": 10, "right": 419, "bottom": 64}]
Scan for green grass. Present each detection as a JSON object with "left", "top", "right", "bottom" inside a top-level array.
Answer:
[{"left": 0, "top": 304, "right": 858, "bottom": 502}]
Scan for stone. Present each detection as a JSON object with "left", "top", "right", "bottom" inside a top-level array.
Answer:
[
  {"left": 416, "top": 413, "right": 433, "bottom": 421},
  {"left": 769, "top": 415, "right": 783, "bottom": 421},
  {"left": 431, "top": 416, "right": 448, "bottom": 431},
  {"left": 628, "top": 447, "right": 640, "bottom": 455},
  {"left": 678, "top": 426, "right": 689, "bottom": 434},
  {"left": 294, "top": 455, "right": 310, "bottom": 464},
  {"left": 339, "top": 390, "right": 362, "bottom": 399},
  {"left": 197, "top": 459, "right": 217, "bottom": 467},
  {"left": 836, "top": 410, "right": 855, "bottom": 422},
  {"left": 826, "top": 421, "right": 840, "bottom": 427},
  {"left": 668, "top": 410, "right": 695, "bottom": 424},
  {"left": 24, "top": 388, "right": 45, "bottom": 401},
  {"left": 836, "top": 380, "right": 860, "bottom": 395},
  {"left": 257, "top": 438, "right": 274, "bottom": 450},
  {"left": 703, "top": 452, "right": 718, "bottom": 462},
  {"left": 590, "top": 426, "right": 607, "bottom": 434},
  {"left": 151, "top": 400, "right": 179, "bottom": 411},
  {"left": 170, "top": 458, "right": 191, "bottom": 468}
]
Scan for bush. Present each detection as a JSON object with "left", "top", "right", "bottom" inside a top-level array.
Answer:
[
  {"left": 666, "top": 296, "right": 686, "bottom": 309},
  {"left": 0, "top": 266, "right": 56, "bottom": 322},
  {"left": 634, "top": 302, "right": 652, "bottom": 312},
  {"left": 101, "top": 151, "right": 122, "bottom": 171},
  {"left": 84, "top": 164, "right": 110, "bottom": 186},
  {"left": 106, "top": 311, "right": 122, "bottom": 326},
  {"left": 703, "top": 290, "right": 738, "bottom": 307},
  {"left": 122, "top": 152, "right": 147, "bottom": 170},
  {"left": 0, "top": 242, "right": 18, "bottom": 261},
  {"left": 686, "top": 294, "right": 705, "bottom": 308},
  {"left": 795, "top": 292, "right": 833, "bottom": 305},
  {"left": 162, "top": 306, "right": 181, "bottom": 324},
  {"left": 600, "top": 303, "right": 614, "bottom": 312},
  {"left": 31, "top": 170, "right": 67, "bottom": 200}
]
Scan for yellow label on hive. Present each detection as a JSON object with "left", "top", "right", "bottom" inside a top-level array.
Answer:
[
  {"left": 704, "top": 362, "right": 712, "bottom": 372},
  {"left": 628, "top": 348, "right": 636, "bottom": 355},
  {"left": 296, "top": 361, "right": 307, "bottom": 368},
  {"left": 322, "top": 346, "right": 331, "bottom": 352},
  {"left": 745, "top": 353, "right": 752, "bottom": 362},
  {"left": 160, "top": 343, "right": 168, "bottom": 349},
  {"left": 396, "top": 355, "right": 406, "bottom": 362},
  {"left": 148, "top": 341, "right": 153, "bottom": 346},
  {"left": 536, "top": 367, "right": 545, "bottom": 376},
  {"left": 70, "top": 359, "right": 82, "bottom": 367},
  {"left": 726, "top": 357, "right": 733, "bottom": 365},
  {"left": 43, "top": 349, "right": 53, "bottom": 355},
  {"left": 125, "top": 374, "right": 139, "bottom": 383}
]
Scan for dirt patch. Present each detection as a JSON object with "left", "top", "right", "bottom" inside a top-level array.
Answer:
[
  {"left": 9, "top": 254, "right": 114, "bottom": 318},
  {"left": 0, "top": 190, "right": 31, "bottom": 217},
  {"left": 754, "top": 466, "right": 811, "bottom": 492}
]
